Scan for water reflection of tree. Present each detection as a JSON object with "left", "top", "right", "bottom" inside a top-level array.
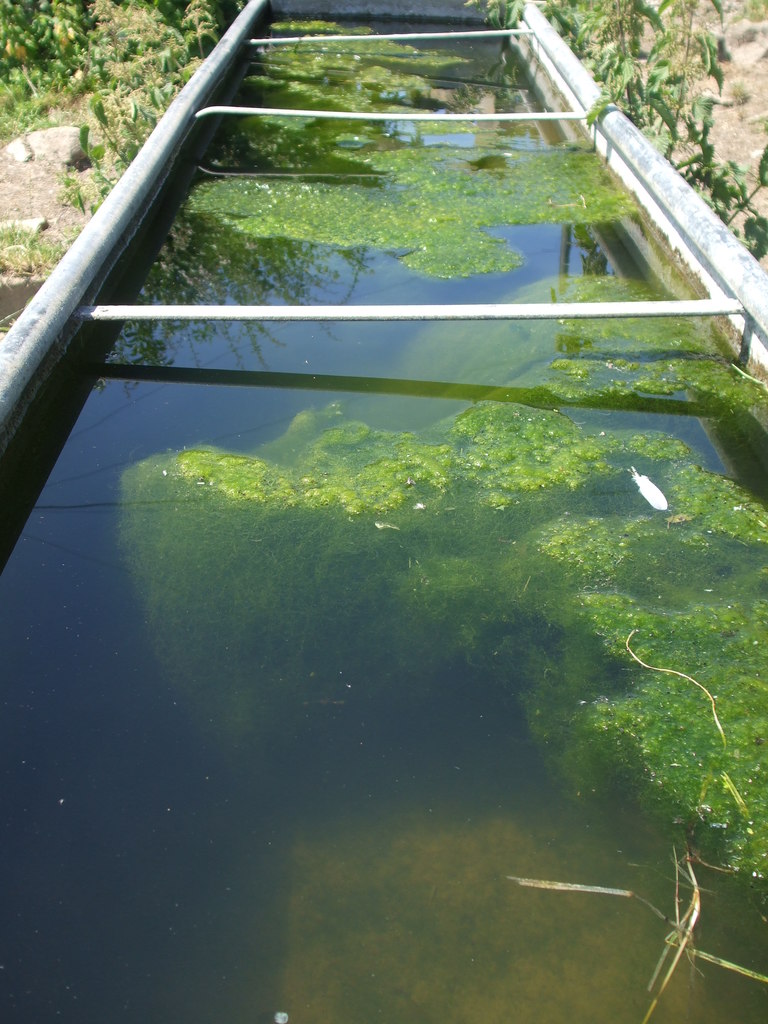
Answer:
[
  {"left": 572, "top": 223, "right": 610, "bottom": 276},
  {"left": 111, "top": 205, "right": 372, "bottom": 367},
  {"left": 205, "top": 114, "right": 385, "bottom": 178},
  {"left": 558, "top": 223, "right": 610, "bottom": 280}
]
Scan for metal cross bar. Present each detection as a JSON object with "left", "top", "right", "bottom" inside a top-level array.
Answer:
[
  {"left": 195, "top": 105, "right": 586, "bottom": 122},
  {"left": 76, "top": 299, "right": 744, "bottom": 323},
  {"left": 248, "top": 29, "right": 534, "bottom": 46}
]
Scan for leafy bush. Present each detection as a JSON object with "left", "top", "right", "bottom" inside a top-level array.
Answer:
[
  {"left": 0, "top": 0, "right": 90, "bottom": 85},
  {"left": 10, "top": 0, "right": 233, "bottom": 211},
  {"left": 0, "top": 1, "right": 231, "bottom": 152},
  {"left": 576, "top": 0, "right": 768, "bottom": 259}
]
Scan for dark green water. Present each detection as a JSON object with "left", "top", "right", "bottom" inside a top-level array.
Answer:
[{"left": 1, "top": 21, "right": 768, "bottom": 1024}]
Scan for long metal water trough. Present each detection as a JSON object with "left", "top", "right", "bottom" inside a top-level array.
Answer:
[{"left": 2, "top": 0, "right": 768, "bottom": 463}]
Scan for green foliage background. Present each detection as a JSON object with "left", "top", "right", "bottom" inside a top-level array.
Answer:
[
  {"left": 4, "top": 1, "right": 768, "bottom": 260},
  {"left": 0, "top": 0, "right": 238, "bottom": 86},
  {"left": 0, "top": 1, "right": 244, "bottom": 205}
]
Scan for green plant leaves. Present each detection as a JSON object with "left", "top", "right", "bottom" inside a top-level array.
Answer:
[
  {"left": 745, "top": 215, "right": 768, "bottom": 260},
  {"left": 89, "top": 94, "right": 108, "bottom": 128},
  {"left": 758, "top": 144, "right": 768, "bottom": 188}
]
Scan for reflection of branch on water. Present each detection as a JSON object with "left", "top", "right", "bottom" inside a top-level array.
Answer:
[
  {"left": 112, "top": 210, "right": 373, "bottom": 369},
  {"left": 507, "top": 849, "right": 768, "bottom": 1023}
]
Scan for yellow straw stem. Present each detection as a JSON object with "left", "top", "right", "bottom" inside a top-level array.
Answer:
[
  {"left": 625, "top": 629, "right": 726, "bottom": 748},
  {"left": 641, "top": 857, "right": 701, "bottom": 1024},
  {"left": 693, "top": 949, "right": 768, "bottom": 985},
  {"left": 506, "top": 876, "right": 669, "bottom": 922},
  {"left": 507, "top": 876, "right": 634, "bottom": 897}
]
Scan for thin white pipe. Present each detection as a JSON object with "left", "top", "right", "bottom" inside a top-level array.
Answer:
[
  {"left": 195, "top": 105, "right": 586, "bottom": 122},
  {"left": 248, "top": 30, "right": 533, "bottom": 46},
  {"left": 76, "top": 299, "right": 743, "bottom": 323}
]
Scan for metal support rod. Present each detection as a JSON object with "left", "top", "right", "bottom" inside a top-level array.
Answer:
[
  {"left": 195, "top": 105, "right": 585, "bottom": 122},
  {"left": 76, "top": 299, "right": 744, "bottom": 323},
  {"left": 248, "top": 29, "right": 534, "bottom": 46}
]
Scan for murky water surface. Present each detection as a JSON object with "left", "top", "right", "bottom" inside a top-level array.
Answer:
[{"left": 2, "top": 22, "right": 768, "bottom": 1024}]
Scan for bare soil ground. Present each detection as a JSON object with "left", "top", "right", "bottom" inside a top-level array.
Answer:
[
  {"left": 0, "top": 154, "right": 91, "bottom": 320},
  {"left": 0, "top": 156, "right": 90, "bottom": 242},
  {"left": 701, "top": 10, "right": 768, "bottom": 252},
  {"left": 0, "top": 5, "right": 767, "bottom": 321}
]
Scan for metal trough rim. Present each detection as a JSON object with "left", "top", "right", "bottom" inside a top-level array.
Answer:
[
  {"left": 77, "top": 299, "right": 744, "bottom": 323},
  {"left": 518, "top": 2, "right": 768, "bottom": 371},
  {"left": 0, "top": 0, "right": 272, "bottom": 455}
]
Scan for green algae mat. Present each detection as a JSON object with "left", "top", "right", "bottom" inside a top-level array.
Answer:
[
  {"left": 121, "top": 391, "right": 768, "bottom": 888},
  {"left": 120, "top": 23, "right": 768, "bottom": 895},
  {"left": 187, "top": 141, "right": 633, "bottom": 280},
  {"left": 191, "top": 25, "right": 635, "bottom": 280}
]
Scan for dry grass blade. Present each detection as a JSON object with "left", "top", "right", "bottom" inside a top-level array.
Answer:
[
  {"left": 641, "top": 857, "right": 701, "bottom": 1024},
  {"left": 506, "top": 875, "right": 669, "bottom": 921},
  {"left": 721, "top": 770, "right": 749, "bottom": 816},
  {"left": 693, "top": 949, "right": 768, "bottom": 984},
  {"left": 731, "top": 362, "right": 768, "bottom": 391},
  {"left": 507, "top": 876, "right": 634, "bottom": 897},
  {"left": 508, "top": 850, "right": 768, "bottom": 1024},
  {"left": 625, "top": 629, "right": 726, "bottom": 747},
  {"left": 645, "top": 852, "right": 682, "bottom": 995}
]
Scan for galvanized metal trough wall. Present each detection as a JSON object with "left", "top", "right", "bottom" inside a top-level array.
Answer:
[{"left": 2, "top": 0, "right": 768, "bottom": 461}]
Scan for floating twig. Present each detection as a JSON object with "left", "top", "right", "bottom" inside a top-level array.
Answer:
[
  {"left": 507, "top": 874, "right": 668, "bottom": 922},
  {"left": 509, "top": 875, "right": 633, "bottom": 897}
]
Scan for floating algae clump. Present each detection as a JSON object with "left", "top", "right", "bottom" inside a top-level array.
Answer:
[
  {"left": 123, "top": 399, "right": 768, "bottom": 886},
  {"left": 176, "top": 403, "right": 612, "bottom": 514},
  {"left": 177, "top": 417, "right": 454, "bottom": 516},
  {"left": 187, "top": 22, "right": 637, "bottom": 280},
  {"left": 533, "top": 274, "right": 768, "bottom": 418},
  {"left": 534, "top": 464, "right": 768, "bottom": 879},
  {"left": 121, "top": 402, "right": 615, "bottom": 738},
  {"left": 188, "top": 145, "right": 636, "bottom": 280}
]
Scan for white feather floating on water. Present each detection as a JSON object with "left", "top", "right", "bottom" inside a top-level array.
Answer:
[{"left": 630, "top": 466, "right": 668, "bottom": 511}]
